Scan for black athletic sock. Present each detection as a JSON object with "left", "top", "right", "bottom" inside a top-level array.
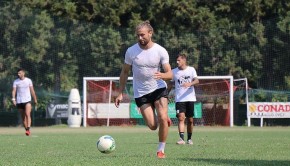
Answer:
[
  {"left": 179, "top": 132, "right": 184, "bottom": 140},
  {"left": 26, "top": 127, "right": 30, "bottom": 131},
  {"left": 187, "top": 133, "right": 192, "bottom": 140}
]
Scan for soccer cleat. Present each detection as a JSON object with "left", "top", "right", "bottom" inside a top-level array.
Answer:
[
  {"left": 176, "top": 138, "right": 185, "bottom": 145},
  {"left": 157, "top": 151, "right": 166, "bottom": 159},
  {"left": 187, "top": 139, "right": 193, "bottom": 145},
  {"left": 25, "top": 130, "right": 30, "bottom": 136}
]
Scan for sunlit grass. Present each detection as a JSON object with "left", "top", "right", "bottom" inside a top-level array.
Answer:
[{"left": 0, "top": 126, "right": 290, "bottom": 166}]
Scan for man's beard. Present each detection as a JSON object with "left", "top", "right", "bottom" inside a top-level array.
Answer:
[{"left": 138, "top": 39, "right": 149, "bottom": 46}]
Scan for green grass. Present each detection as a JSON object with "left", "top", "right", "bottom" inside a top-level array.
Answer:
[{"left": 0, "top": 126, "right": 290, "bottom": 166}]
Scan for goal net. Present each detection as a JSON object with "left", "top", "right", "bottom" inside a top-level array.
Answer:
[
  {"left": 83, "top": 76, "right": 234, "bottom": 127},
  {"left": 233, "top": 78, "right": 249, "bottom": 126}
]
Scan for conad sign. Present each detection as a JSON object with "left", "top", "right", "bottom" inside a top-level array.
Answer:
[{"left": 248, "top": 102, "right": 290, "bottom": 118}]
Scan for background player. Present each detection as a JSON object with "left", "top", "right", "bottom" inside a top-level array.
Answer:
[
  {"left": 169, "top": 53, "right": 199, "bottom": 145},
  {"left": 12, "top": 68, "right": 37, "bottom": 136}
]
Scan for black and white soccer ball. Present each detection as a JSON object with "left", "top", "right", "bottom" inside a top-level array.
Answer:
[{"left": 96, "top": 135, "right": 116, "bottom": 154}]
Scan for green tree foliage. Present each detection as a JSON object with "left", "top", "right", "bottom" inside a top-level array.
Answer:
[
  {"left": 0, "top": 0, "right": 290, "bottom": 111},
  {"left": 21, "top": 0, "right": 137, "bottom": 25}
]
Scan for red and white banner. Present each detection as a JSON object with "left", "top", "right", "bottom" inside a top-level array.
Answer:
[{"left": 248, "top": 102, "right": 290, "bottom": 118}]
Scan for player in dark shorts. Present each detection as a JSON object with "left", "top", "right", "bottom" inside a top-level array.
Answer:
[
  {"left": 115, "top": 21, "right": 173, "bottom": 158},
  {"left": 12, "top": 68, "right": 37, "bottom": 136},
  {"left": 169, "top": 54, "right": 199, "bottom": 145}
]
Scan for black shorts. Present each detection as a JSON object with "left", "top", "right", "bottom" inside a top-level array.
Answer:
[
  {"left": 135, "top": 87, "right": 168, "bottom": 107},
  {"left": 175, "top": 101, "right": 195, "bottom": 118},
  {"left": 17, "top": 101, "right": 31, "bottom": 110}
]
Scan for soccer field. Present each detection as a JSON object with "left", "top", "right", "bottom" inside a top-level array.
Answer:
[{"left": 0, "top": 126, "right": 289, "bottom": 166}]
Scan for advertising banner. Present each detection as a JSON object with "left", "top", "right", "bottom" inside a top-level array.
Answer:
[
  {"left": 88, "top": 103, "right": 130, "bottom": 118},
  {"left": 46, "top": 103, "right": 68, "bottom": 118},
  {"left": 248, "top": 102, "right": 290, "bottom": 118}
]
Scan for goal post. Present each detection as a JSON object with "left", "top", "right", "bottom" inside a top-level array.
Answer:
[
  {"left": 197, "top": 76, "right": 234, "bottom": 127},
  {"left": 233, "top": 78, "right": 250, "bottom": 126},
  {"left": 82, "top": 76, "right": 234, "bottom": 127},
  {"left": 82, "top": 77, "right": 133, "bottom": 127}
]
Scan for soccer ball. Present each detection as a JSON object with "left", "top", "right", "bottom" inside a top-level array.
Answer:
[{"left": 96, "top": 135, "right": 116, "bottom": 154}]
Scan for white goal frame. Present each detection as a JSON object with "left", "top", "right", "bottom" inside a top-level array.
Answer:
[
  {"left": 233, "top": 78, "right": 250, "bottom": 126},
  {"left": 82, "top": 76, "right": 234, "bottom": 127}
]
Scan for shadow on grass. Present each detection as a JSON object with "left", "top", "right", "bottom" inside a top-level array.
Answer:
[{"left": 182, "top": 158, "right": 290, "bottom": 166}]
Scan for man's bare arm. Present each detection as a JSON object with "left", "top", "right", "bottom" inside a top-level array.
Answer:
[
  {"left": 154, "top": 63, "right": 173, "bottom": 80},
  {"left": 115, "top": 64, "right": 131, "bottom": 107}
]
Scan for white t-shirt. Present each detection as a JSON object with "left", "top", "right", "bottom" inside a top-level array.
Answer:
[
  {"left": 13, "top": 77, "right": 33, "bottom": 103},
  {"left": 125, "top": 43, "right": 169, "bottom": 98},
  {"left": 172, "top": 66, "right": 198, "bottom": 102}
]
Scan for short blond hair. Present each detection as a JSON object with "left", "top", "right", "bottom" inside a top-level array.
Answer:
[{"left": 135, "top": 20, "right": 154, "bottom": 33}]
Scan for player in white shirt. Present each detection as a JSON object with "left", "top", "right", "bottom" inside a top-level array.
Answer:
[
  {"left": 170, "top": 53, "right": 199, "bottom": 145},
  {"left": 12, "top": 68, "right": 37, "bottom": 136},
  {"left": 115, "top": 20, "right": 172, "bottom": 159}
]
